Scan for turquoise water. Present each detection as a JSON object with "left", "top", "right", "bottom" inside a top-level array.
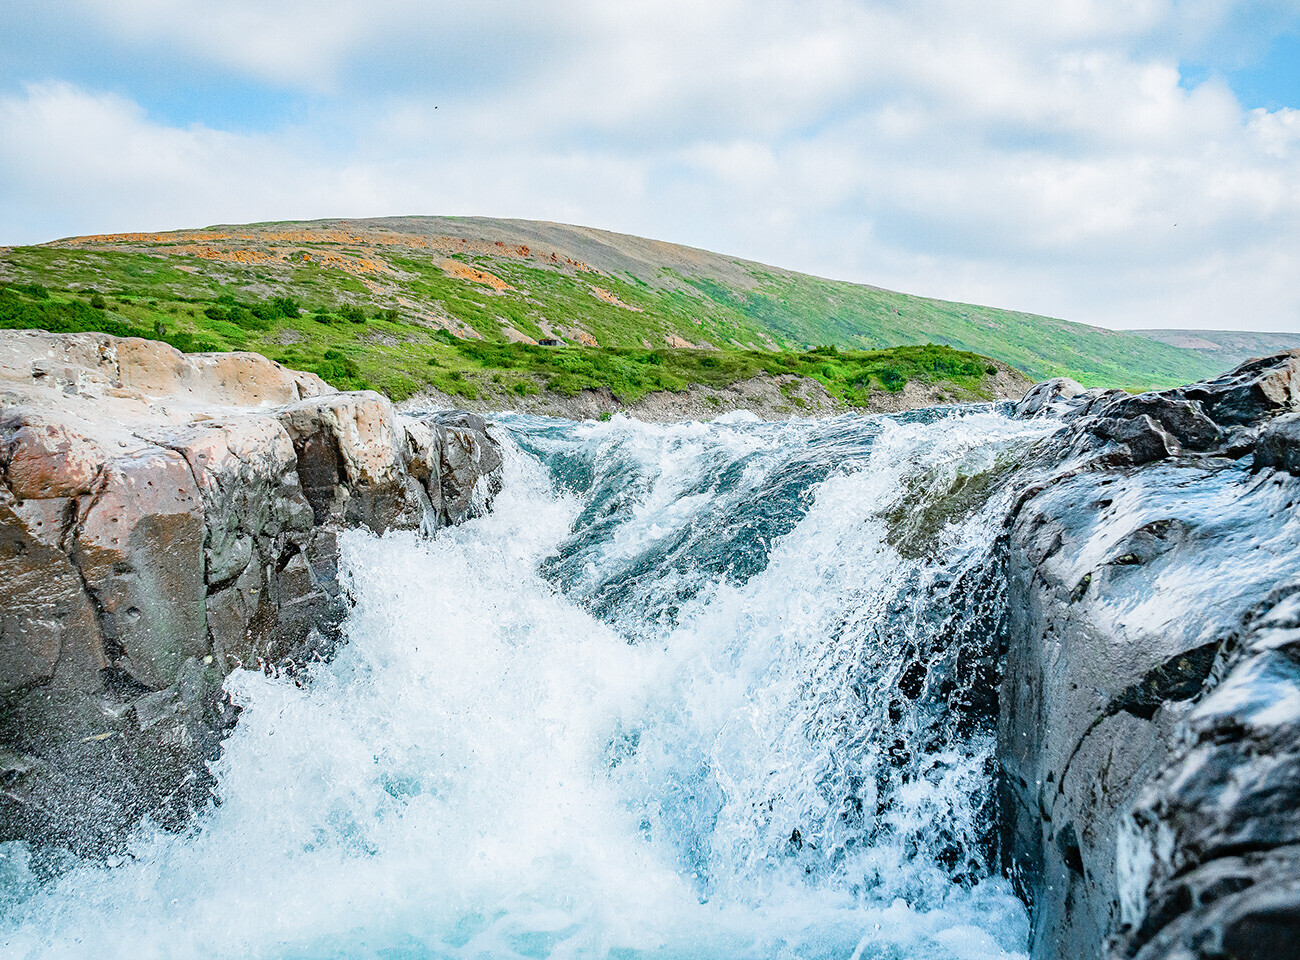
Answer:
[{"left": 0, "top": 409, "right": 1056, "bottom": 959}]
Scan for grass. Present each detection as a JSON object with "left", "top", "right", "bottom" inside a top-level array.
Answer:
[
  {"left": 0, "top": 280, "right": 1007, "bottom": 406},
  {"left": 0, "top": 217, "right": 1231, "bottom": 394}
]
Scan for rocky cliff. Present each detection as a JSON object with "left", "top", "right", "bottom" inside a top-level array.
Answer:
[
  {"left": 0, "top": 330, "right": 502, "bottom": 860},
  {"left": 1001, "top": 353, "right": 1300, "bottom": 960}
]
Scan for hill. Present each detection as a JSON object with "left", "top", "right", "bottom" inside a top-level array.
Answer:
[
  {"left": 0, "top": 216, "right": 1237, "bottom": 404},
  {"left": 1133, "top": 328, "right": 1300, "bottom": 373}
]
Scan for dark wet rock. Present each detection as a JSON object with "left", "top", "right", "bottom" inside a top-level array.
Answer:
[
  {"left": 1112, "top": 583, "right": 1300, "bottom": 960},
  {"left": 427, "top": 411, "right": 504, "bottom": 524},
  {"left": 0, "top": 330, "right": 504, "bottom": 856},
  {"left": 1015, "top": 378, "right": 1088, "bottom": 418},
  {"left": 1002, "top": 352, "right": 1300, "bottom": 960},
  {"left": 1254, "top": 412, "right": 1300, "bottom": 475},
  {"left": 1093, "top": 394, "right": 1224, "bottom": 451},
  {"left": 1177, "top": 350, "right": 1300, "bottom": 426}
]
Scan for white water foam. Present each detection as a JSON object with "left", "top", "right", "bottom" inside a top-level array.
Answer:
[{"left": 0, "top": 410, "right": 1056, "bottom": 960}]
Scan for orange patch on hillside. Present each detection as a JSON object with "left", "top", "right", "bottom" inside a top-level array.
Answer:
[
  {"left": 589, "top": 286, "right": 643, "bottom": 312},
  {"left": 55, "top": 227, "right": 597, "bottom": 274},
  {"left": 665, "top": 335, "right": 694, "bottom": 348},
  {"left": 440, "top": 259, "right": 510, "bottom": 291},
  {"left": 572, "top": 330, "right": 599, "bottom": 347}
]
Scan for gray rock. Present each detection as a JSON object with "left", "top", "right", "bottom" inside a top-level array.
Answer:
[
  {"left": 1001, "top": 352, "right": 1300, "bottom": 960},
  {"left": 1015, "top": 378, "right": 1088, "bottom": 418},
  {"left": 1094, "top": 394, "right": 1223, "bottom": 451},
  {"left": 1254, "top": 412, "right": 1300, "bottom": 474},
  {"left": 427, "top": 411, "right": 504, "bottom": 524},
  {"left": 0, "top": 330, "right": 504, "bottom": 856},
  {"left": 1178, "top": 350, "right": 1300, "bottom": 426},
  {"left": 1112, "top": 582, "right": 1300, "bottom": 960}
]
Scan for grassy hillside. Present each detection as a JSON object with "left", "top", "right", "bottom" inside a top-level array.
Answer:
[
  {"left": 0, "top": 280, "right": 1013, "bottom": 407},
  {"left": 0, "top": 216, "right": 1227, "bottom": 396}
]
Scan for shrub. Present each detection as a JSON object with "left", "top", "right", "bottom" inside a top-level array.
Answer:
[{"left": 270, "top": 296, "right": 300, "bottom": 318}]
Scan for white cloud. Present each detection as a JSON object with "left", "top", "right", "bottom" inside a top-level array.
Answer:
[{"left": 3, "top": 1, "right": 1300, "bottom": 332}]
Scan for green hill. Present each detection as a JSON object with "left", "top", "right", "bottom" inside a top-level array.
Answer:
[{"left": 0, "top": 216, "right": 1228, "bottom": 400}]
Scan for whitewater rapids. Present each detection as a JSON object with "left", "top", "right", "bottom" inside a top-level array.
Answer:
[{"left": 0, "top": 407, "right": 1060, "bottom": 959}]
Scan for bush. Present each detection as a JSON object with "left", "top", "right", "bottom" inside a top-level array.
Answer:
[
  {"left": 269, "top": 296, "right": 300, "bottom": 318},
  {"left": 88, "top": 292, "right": 106, "bottom": 310},
  {"left": 308, "top": 349, "right": 372, "bottom": 391}
]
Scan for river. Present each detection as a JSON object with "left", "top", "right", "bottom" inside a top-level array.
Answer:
[{"left": 0, "top": 407, "right": 1061, "bottom": 960}]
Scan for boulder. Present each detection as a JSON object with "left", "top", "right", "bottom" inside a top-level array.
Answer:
[
  {"left": 1178, "top": 350, "right": 1300, "bottom": 426},
  {"left": 277, "top": 391, "right": 426, "bottom": 532},
  {"left": 1015, "top": 378, "right": 1087, "bottom": 418},
  {"left": 0, "top": 330, "right": 504, "bottom": 855},
  {"left": 1002, "top": 352, "right": 1300, "bottom": 960},
  {"left": 428, "top": 411, "right": 505, "bottom": 524},
  {"left": 1253, "top": 412, "right": 1300, "bottom": 475},
  {"left": 1093, "top": 394, "right": 1223, "bottom": 451}
]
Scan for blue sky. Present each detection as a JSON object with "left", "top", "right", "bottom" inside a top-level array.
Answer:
[{"left": 2, "top": 0, "right": 1299, "bottom": 332}]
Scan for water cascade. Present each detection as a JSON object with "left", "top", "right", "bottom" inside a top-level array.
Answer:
[{"left": 0, "top": 408, "right": 1063, "bottom": 960}]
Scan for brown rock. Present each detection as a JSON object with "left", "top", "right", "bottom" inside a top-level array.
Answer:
[
  {"left": 72, "top": 449, "right": 208, "bottom": 690},
  {"left": 0, "top": 329, "right": 505, "bottom": 855},
  {"left": 277, "top": 391, "right": 423, "bottom": 532},
  {"left": 0, "top": 490, "right": 103, "bottom": 696},
  {"left": 2, "top": 418, "right": 104, "bottom": 499}
]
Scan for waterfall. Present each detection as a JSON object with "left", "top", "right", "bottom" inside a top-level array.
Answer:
[{"left": 0, "top": 407, "right": 1059, "bottom": 960}]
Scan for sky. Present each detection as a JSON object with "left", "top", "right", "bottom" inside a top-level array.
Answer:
[{"left": 2, "top": 1, "right": 1299, "bottom": 333}]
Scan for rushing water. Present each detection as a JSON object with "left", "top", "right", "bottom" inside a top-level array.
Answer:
[{"left": 0, "top": 407, "right": 1060, "bottom": 960}]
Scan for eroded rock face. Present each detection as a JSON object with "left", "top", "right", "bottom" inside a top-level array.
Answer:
[
  {"left": 0, "top": 331, "right": 503, "bottom": 856},
  {"left": 1002, "top": 351, "right": 1300, "bottom": 960}
]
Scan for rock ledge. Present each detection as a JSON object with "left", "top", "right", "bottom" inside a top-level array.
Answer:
[{"left": 0, "top": 331, "right": 502, "bottom": 855}]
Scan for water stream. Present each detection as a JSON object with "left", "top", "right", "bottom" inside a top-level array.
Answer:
[{"left": 0, "top": 407, "right": 1060, "bottom": 960}]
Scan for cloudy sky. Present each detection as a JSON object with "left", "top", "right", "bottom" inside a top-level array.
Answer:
[{"left": 2, "top": 1, "right": 1299, "bottom": 332}]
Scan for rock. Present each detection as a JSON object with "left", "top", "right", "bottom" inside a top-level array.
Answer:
[
  {"left": 277, "top": 391, "right": 425, "bottom": 532},
  {"left": 1000, "top": 352, "right": 1300, "bottom": 960},
  {"left": 1094, "top": 394, "right": 1223, "bottom": 451},
  {"left": 1113, "top": 583, "right": 1300, "bottom": 960},
  {"left": 400, "top": 418, "right": 445, "bottom": 520},
  {"left": 427, "top": 411, "right": 504, "bottom": 524},
  {"left": 71, "top": 447, "right": 208, "bottom": 691},
  {"left": 1, "top": 418, "right": 102, "bottom": 499},
  {"left": 0, "top": 489, "right": 102, "bottom": 696},
  {"left": 1093, "top": 413, "right": 1182, "bottom": 464},
  {"left": 1015, "top": 378, "right": 1088, "bottom": 418},
  {"left": 1254, "top": 412, "right": 1300, "bottom": 474},
  {"left": 0, "top": 330, "right": 504, "bottom": 856},
  {"left": 1178, "top": 350, "right": 1300, "bottom": 426}
]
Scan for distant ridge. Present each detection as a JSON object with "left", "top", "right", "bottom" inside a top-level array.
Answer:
[{"left": 1133, "top": 328, "right": 1300, "bottom": 372}]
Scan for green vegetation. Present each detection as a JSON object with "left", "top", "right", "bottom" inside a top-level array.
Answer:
[
  {"left": 0, "top": 216, "right": 1232, "bottom": 397},
  {"left": 0, "top": 279, "right": 1004, "bottom": 405},
  {"left": 448, "top": 340, "right": 997, "bottom": 404}
]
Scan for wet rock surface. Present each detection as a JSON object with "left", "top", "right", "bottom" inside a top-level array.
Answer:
[
  {"left": 1002, "top": 350, "right": 1300, "bottom": 960},
  {"left": 0, "top": 331, "right": 502, "bottom": 858}
]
